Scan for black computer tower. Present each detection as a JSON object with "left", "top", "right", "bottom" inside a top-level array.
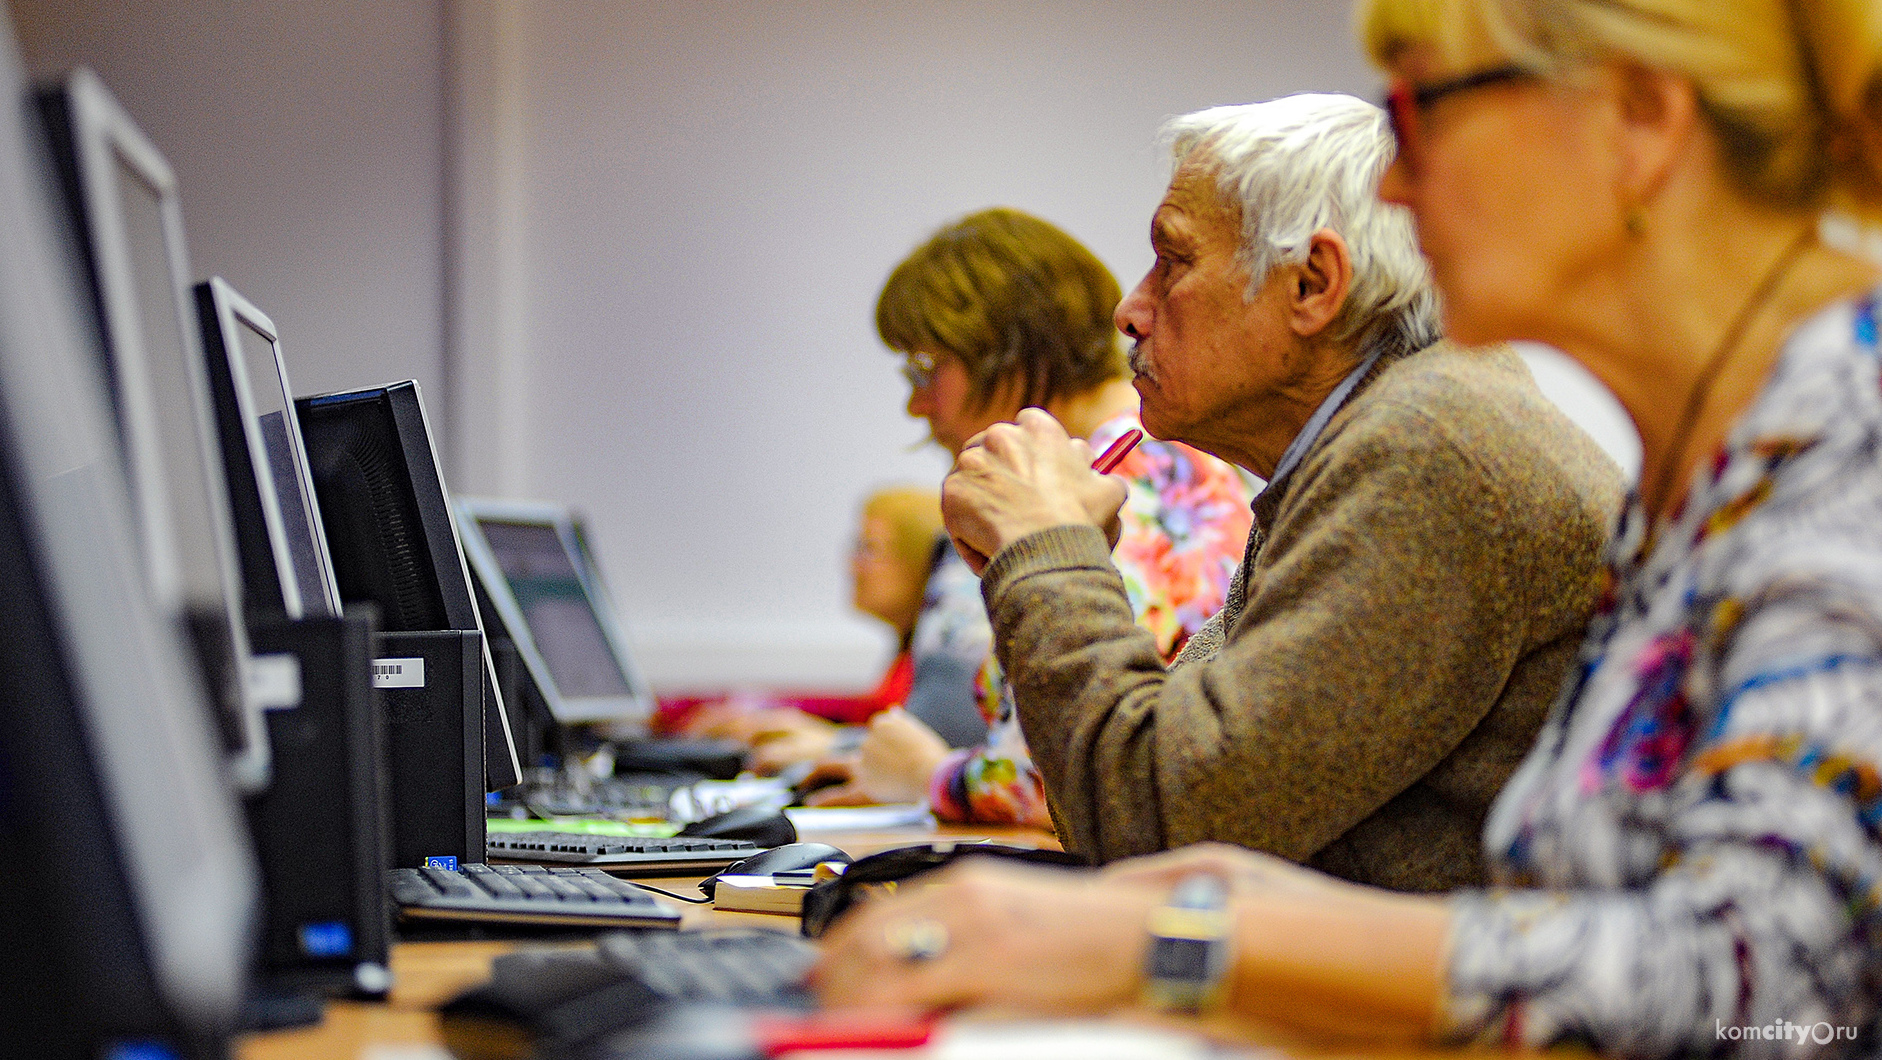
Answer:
[
  {"left": 374, "top": 629, "right": 487, "bottom": 870},
  {"left": 245, "top": 615, "right": 391, "bottom": 998}
]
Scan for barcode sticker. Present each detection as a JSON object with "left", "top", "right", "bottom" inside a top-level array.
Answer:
[{"left": 372, "top": 657, "right": 425, "bottom": 689}]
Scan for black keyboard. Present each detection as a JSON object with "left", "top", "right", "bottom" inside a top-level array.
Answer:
[
  {"left": 440, "top": 929, "right": 818, "bottom": 1057},
  {"left": 388, "top": 864, "right": 682, "bottom": 928},
  {"left": 596, "top": 928, "right": 818, "bottom": 1007},
  {"left": 486, "top": 831, "right": 760, "bottom": 873}
]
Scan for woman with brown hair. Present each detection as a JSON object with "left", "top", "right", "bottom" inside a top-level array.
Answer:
[
  {"left": 813, "top": 3, "right": 1882, "bottom": 1053},
  {"left": 802, "top": 207, "right": 1253, "bottom": 821}
]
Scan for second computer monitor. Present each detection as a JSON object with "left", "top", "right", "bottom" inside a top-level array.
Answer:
[
  {"left": 197, "top": 276, "right": 343, "bottom": 622},
  {"left": 456, "top": 497, "right": 655, "bottom": 727}
]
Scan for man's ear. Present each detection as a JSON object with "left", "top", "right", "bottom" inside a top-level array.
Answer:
[{"left": 1289, "top": 228, "right": 1352, "bottom": 338}]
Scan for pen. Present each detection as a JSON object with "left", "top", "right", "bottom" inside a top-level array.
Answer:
[{"left": 1091, "top": 428, "right": 1143, "bottom": 474}]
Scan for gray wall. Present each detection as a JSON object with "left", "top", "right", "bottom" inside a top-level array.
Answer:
[
  {"left": 487, "top": 0, "right": 1391, "bottom": 689},
  {"left": 9, "top": 0, "right": 1638, "bottom": 693},
  {"left": 13, "top": 0, "right": 449, "bottom": 406}
]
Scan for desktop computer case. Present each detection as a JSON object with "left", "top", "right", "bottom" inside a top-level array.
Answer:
[
  {"left": 374, "top": 629, "right": 488, "bottom": 870},
  {"left": 246, "top": 614, "right": 391, "bottom": 997}
]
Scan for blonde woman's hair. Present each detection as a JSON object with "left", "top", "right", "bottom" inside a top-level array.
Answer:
[
  {"left": 1357, "top": 0, "right": 1882, "bottom": 217},
  {"left": 859, "top": 485, "right": 944, "bottom": 581}
]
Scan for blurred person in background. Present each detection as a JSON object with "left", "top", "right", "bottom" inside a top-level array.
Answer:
[{"left": 672, "top": 486, "right": 945, "bottom": 772}]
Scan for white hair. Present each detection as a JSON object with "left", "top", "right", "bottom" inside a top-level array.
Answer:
[{"left": 1162, "top": 93, "right": 1440, "bottom": 358}]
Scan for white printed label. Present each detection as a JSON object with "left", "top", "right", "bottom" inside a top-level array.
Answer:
[
  {"left": 249, "top": 653, "right": 303, "bottom": 710},
  {"left": 372, "top": 657, "right": 426, "bottom": 689}
]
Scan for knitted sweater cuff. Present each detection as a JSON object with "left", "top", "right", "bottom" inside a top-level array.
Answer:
[{"left": 981, "top": 524, "right": 1114, "bottom": 607}]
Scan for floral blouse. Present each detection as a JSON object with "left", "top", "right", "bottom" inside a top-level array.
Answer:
[
  {"left": 927, "top": 413, "right": 1253, "bottom": 826},
  {"left": 1445, "top": 290, "right": 1882, "bottom": 1056}
]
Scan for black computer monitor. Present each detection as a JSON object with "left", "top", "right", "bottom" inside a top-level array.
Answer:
[
  {"left": 456, "top": 497, "right": 655, "bottom": 728},
  {"left": 196, "top": 276, "right": 342, "bottom": 622},
  {"left": 295, "top": 381, "right": 523, "bottom": 790},
  {"left": 37, "top": 68, "right": 270, "bottom": 795},
  {"left": 0, "top": 27, "right": 255, "bottom": 1056}
]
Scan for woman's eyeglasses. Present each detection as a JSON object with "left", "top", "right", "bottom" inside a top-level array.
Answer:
[
  {"left": 1384, "top": 64, "right": 1531, "bottom": 175},
  {"left": 900, "top": 351, "right": 939, "bottom": 390}
]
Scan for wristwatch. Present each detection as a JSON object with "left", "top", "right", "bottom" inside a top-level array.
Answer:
[{"left": 1142, "top": 873, "right": 1232, "bottom": 1014}]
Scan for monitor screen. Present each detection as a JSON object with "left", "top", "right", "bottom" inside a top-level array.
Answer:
[
  {"left": 483, "top": 521, "right": 634, "bottom": 698},
  {"left": 44, "top": 69, "right": 268, "bottom": 795},
  {"left": 297, "top": 382, "right": 523, "bottom": 790},
  {"left": 457, "top": 498, "right": 654, "bottom": 726},
  {"left": 196, "top": 276, "right": 342, "bottom": 622},
  {"left": 3, "top": 53, "right": 254, "bottom": 1049}
]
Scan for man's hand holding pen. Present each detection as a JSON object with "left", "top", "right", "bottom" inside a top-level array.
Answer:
[{"left": 942, "top": 408, "right": 1133, "bottom": 576}]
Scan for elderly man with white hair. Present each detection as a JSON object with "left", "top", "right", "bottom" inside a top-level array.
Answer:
[{"left": 939, "top": 93, "right": 1624, "bottom": 891}]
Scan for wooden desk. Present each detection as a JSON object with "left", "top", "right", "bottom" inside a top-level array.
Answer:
[
  {"left": 236, "top": 824, "right": 1524, "bottom": 1060},
  {"left": 238, "top": 824, "right": 1057, "bottom": 1059}
]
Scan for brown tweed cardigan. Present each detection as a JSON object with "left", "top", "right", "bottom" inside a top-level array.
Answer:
[{"left": 979, "top": 342, "right": 1625, "bottom": 891}]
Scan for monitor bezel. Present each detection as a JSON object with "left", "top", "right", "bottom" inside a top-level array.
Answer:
[
  {"left": 456, "top": 496, "right": 656, "bottom": 727},
  {"left": 51, "top": 67, "right": 269, "bottom": 794},
  {"left": 197, "top": 275, "right": 343, "bottom": 620}
]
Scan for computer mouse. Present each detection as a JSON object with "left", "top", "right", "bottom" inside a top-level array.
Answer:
[
  {"left": 698, "top": 842, "right": 851, "bottom": 900},
  {"left": 676, "top": 804, "right": 797, "bottom": 847}
]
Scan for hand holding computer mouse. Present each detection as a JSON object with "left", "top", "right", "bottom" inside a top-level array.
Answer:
[{"left": 803, "top": 708, "right": 948, "bottom": 807}]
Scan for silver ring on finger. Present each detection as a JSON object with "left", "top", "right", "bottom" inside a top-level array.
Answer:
[{"left": 882, "top": 918, "right": 950, "bottom": 963}]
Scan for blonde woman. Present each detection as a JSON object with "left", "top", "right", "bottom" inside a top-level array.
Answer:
[{"left": 813, "top": 2, "right": 1882, "bottom": 1053}]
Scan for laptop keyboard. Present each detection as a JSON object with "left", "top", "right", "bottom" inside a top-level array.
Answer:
[{"left": 389, "top": 864, "right": 682, "bottom": 928}]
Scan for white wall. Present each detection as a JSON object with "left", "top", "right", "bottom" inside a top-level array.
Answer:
[
  {"left": 10, "top": 0, "right": 1640, "bottom": 695},
  {"left": 465, "top": 0, "right": 1392, "bottom": 691},
  {"left": 12, "top": 0, "right": 450, "bottom": 408}
]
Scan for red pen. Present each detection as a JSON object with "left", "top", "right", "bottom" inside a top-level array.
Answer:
[{"left": 1091, "top": 428, "right": 1143, "bottom": 474}]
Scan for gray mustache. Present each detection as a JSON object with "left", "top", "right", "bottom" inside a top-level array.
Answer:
[{"left": 1127, "top": 341, "right": 1156, "bottom": 383}]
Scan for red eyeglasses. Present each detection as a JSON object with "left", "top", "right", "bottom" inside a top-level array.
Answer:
[{"left": 1384, "top": 64, "right": 1532, "bottom": 175}]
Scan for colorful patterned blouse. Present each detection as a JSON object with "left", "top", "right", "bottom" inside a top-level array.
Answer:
[
  {"left": 1445, "top": 289, "right": 1882, "bottom": 1055},
  {"left": 928, "top": 413, "right": 1253, "bottom": 826}
]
